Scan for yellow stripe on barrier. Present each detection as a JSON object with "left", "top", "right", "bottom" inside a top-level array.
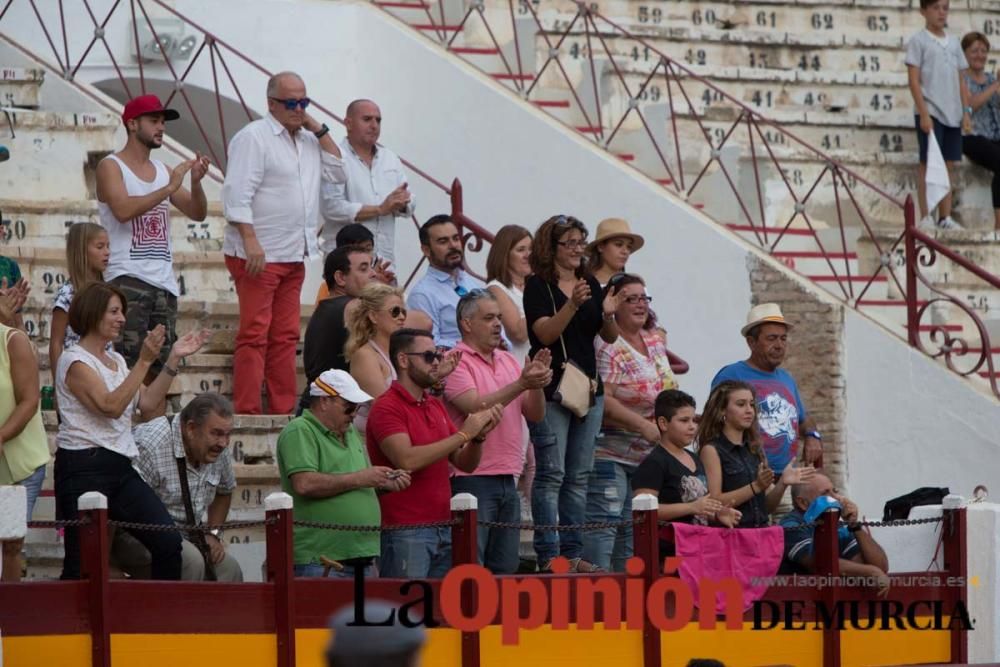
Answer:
[
  {"left": 841, "top": 623, "right": 950, "bottom": 667},
  {"left": 481, "top": 623, "right": 644, "bottom": 666},
  {"left": 1, "top": 634, "right": 91, "bottom": 667},
  {"left": 111, "top": 634, "right": 276, "bottom": 666}
]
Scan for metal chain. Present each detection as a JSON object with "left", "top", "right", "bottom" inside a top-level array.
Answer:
[
  {"left": 28, "top": 518, "right": 90, "bottom": 529},
  {"left": 292, "top": 518, "right": 461, "bottom": 532},
  {"left": 107, "top": 517, "right": 277, "bottom": 533},
  {"left": 858, "top": 516, "right": 942, "bottom": 528},
  {"left": 479, "top": 518, "right": 640, "bottom": 531}
]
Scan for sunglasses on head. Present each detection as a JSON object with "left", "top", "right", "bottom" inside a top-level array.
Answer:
[
  {"left": 269, "top": 96, "right": 311, "bottom": 110},
  {"left": 405, "top": 350, "right": 443, "bottom": 364}
]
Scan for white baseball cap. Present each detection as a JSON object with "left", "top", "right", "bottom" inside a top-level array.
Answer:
[{"left": 309, "top": 369, "right": 373, "bottom": 403}]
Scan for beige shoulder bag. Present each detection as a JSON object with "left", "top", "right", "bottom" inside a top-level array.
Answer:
[{"left": 547, "top": 284, "right": 596, "bottom": 419}]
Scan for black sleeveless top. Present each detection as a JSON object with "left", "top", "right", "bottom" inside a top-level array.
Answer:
[{"left": 703, "top": 436, "right": 769, "bottom": 527}]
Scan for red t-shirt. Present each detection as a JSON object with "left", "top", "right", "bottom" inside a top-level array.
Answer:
[{"left": 366, "top": 382, "right": 456, "bottom": 525}]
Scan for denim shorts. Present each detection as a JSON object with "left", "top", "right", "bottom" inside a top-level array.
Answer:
[
  {"left": 915, "top": 115, "right": 962, "bottom": 163},
  {"left": 17, "top": 464, "right": 46, "bottom": 522}
]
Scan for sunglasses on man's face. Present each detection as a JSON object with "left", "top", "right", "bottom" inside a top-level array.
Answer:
[
  {"left": 269, "top": 96, "right": 311, "bottom": 110},
  {"left": 405, "top": 350, "right": 443, "bottom": 364}
]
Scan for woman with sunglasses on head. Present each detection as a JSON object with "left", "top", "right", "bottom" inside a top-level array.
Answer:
[
  {"left": 522, "top": 215, "right": 621, "bottom": 573},
  {"left": 582, "top": 274, "right": 678, "bottom": 572},
  {"left": 346, "top": 283, "right": 407, "bottom": 436}
]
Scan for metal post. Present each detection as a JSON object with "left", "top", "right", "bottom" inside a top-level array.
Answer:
[
  {"left": 813, "top": 508, "right": 841, "bottom": 667},
  {"left": 78, "top": 491, "right": 111, "bottom": 667},
  {"left": 904, "top": 195, "right": 919, "bottom": 347},
  {"left": 265, "top": 492, "right": 296, "bottom": 667},
  {"left": 631, "top": 493, "right": 661, "bottom": 667},
  {"left": 451, "top": 493, "right": 480, "bottom": 667},
  {"left": 942, "top": 495, "right": 968, "bottom": 663}
]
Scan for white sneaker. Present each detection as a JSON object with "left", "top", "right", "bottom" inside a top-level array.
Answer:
[
  {"left": 918, "top": 215, "right": 936, "bottom": 230},
  {"left": 936, "top": 216, "right": 963, "bottom": 230}
]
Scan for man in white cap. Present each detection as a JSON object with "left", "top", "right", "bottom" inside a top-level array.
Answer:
[
  {"left": 711, "top": 303, "right": 823, "bottom": 476},
  {"left": 276, "top": 369, "right": 411, "bottom": 578},
  {"left": 325, "top": 599, "right": 426, "bottom": 667}
]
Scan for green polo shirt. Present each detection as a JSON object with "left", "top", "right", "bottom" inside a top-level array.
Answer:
[{"left": 276, "top": 410, "right": 380, "bottom": 564}]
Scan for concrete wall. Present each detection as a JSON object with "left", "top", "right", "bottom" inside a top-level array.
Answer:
[{"left": 3, "top": 0, "right": 999, "bottom": 517}]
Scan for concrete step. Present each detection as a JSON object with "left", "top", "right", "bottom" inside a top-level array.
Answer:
[
  {"left": 0, "top": 108, "right": 119, "bottom": 201},
  {"left": 7, "top": 246, "right": 236, "bottom": 304},
  {"left": 0, "top": 66, "right": 44, "bottom": 108},
  {"left": 0, "top": 199, "right": 228, "bottom": 253}
]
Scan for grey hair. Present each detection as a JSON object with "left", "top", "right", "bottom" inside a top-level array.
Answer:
[
  {"left": 266, "top": 71, "right": 304, "bottom": 97},
  {"left": 179, "top": 393, "right": 234, "bottom": 427},
  {"left": 455, "top": 289, "right": 496, "bottom": 327}
]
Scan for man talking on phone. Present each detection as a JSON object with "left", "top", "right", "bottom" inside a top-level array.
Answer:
[{"left": 320, "top": 98, "right": 413, "bottom": 269}]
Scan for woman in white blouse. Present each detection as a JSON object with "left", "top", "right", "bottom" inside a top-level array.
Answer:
[{"left": 54, "top": 282, "right": 209, "bottom": 580}]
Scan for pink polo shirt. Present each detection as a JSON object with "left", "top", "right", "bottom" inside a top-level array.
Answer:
[{"left": 444, "top": 341, "right": 527, "bottom": 477}]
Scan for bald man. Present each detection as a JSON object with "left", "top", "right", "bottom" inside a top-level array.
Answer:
[{"left": 320, "top": 99, "right": 413, "bottom": 268}]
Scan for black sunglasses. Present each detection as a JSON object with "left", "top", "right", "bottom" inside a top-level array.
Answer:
[
  {"left": 405, "top": 351, "right": 443, "bottom": 364},
  {"left": 269, "top": 96, "right": 310, "bottom": 110},
  {"left": 388, "top": 305, "right": 407, "bottom": 319}
]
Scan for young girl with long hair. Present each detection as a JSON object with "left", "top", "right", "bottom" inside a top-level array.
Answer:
[
  {"left": 49, "top": 223, "right": 110, "bottom": 379},
  {"left": 698, "top": 381, "right": 813, "bottom": 527}
]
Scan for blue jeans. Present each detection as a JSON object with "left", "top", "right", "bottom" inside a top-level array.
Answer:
[
  {"left": 450, "top": 475, "right": 520, "bottom": 574},
  {"left": 294, "top": 561, "right": 375, "bottom": 579},
  {"left": 379, "top": 527, "right": 452, "bottom": 579},
  {"left": 530, "top": 396, "right": 604, "bottom": 564},
  {"left": 582, "top": 459, "right": 635, "bottom": 572},
  {"left": 18, "top": 464, "right": 46, "bottom": 521},
  {"left": 55, "top": 447, "right": 182, "bottom": 580}
]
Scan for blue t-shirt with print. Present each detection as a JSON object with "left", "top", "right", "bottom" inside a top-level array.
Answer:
[{"left": 711, "top": 360, "right": 807, "bottom": 473}]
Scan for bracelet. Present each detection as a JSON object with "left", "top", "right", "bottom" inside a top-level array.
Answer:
[
  {"left": 748, "top": 482, "right": 757, "bottom": 495},
  {"left": 163, "top": 365, "right": 179, "bottom": 377},
  {"left": 456, "top": 431, "right": 471, "bottom": 444},
  {"left": 313, "top": 123, "right": 330, "bottom": 139}
]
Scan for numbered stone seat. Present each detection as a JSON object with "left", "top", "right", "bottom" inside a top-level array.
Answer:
[{"left": 0, "top": 67, "right": 44, "bottom": 108}]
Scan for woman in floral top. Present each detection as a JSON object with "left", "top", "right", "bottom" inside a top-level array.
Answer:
[
  {"left": 582, "top": 273, "right": 677, "bottom": 571},
  {"left": 961, "top": 31, "right": 1000, "bottom": 230}
]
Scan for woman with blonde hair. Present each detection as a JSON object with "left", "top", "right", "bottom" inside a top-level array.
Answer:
[
  {"left": 697, "top": 381, "right": 812, "bottom": 527},
  {"left": 50, "top": 222, "right": 110, "bottom": 379},
  {"left": 347, "top": 282, "right": 407, "bottom": 435}
]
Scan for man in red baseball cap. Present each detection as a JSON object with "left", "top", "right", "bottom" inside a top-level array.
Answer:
[{"left": 95, "top": 93, "right": 210, "bottom": 413}]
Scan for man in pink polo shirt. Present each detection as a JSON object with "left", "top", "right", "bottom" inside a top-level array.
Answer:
[{"left": 444, "top": 290, "right": 551, "bottom": 573}]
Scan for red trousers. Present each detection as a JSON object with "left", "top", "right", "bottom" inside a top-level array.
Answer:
[{"left": 225, "top": 255, "right": 304, "bottom": 414}]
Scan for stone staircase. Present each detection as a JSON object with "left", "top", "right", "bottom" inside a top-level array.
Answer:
[{"left": 374, "top": 0, "right": 1000, "bottom": 385}]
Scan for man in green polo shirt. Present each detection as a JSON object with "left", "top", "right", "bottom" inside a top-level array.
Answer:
[{"left": 277, "top": 369, "right": 410, "bottom": 577}]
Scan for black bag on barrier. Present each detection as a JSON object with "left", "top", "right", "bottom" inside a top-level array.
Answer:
[{"left": 882, "top": 486, "right": 950, "bottom": 521}]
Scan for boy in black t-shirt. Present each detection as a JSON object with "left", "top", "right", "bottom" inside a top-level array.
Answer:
[{"left": 633, "top": 390, "right": 741, "bottom": 555}]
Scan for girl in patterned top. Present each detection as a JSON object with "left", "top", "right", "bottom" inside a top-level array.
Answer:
[
  {"left": 49, "top": 223, "right": 109, "bottom": 382},
  {"left": 961, "top": 31, "right": 1000, "bottom": 230}
]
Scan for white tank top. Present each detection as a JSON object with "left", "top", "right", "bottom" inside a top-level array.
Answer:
[{"left": 98, "top": 154, "right": 179, "bottom": 296}]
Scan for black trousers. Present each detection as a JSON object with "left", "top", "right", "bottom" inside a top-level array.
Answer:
[
  {"left": 55, "top": 447, "right": 182, "bottom": 580},
  {"left": 962, "top": 134, "right": 1000, "bottom": 208}
]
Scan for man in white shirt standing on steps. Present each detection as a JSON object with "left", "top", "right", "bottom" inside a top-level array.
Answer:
[
  {"left": 320, "top": 98, "right": 413, "bottom": 270},
  {"left": 96, "top": 94, "right": 209, "bottom": 385},
  {"left": 222, "top": 72, "right": 346, "bottom": 415}
]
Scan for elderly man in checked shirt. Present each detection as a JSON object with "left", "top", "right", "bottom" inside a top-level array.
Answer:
[{"left": 110, "top": 394, "right": 243, "bottom": 581}]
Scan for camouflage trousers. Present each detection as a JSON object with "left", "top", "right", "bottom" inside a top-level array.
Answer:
[{"left": 110, "top": 275, "right": 177, "bottom": 375}]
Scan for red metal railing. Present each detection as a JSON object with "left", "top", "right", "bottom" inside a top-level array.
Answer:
[
  {"left": 379, "top": 0, "right": 1000, "bottom": 397},
  {"left": 0, "top": 0, "right": 691, "bottom": 373}
]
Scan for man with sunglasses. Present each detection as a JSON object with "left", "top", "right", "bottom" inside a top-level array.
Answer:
[
  {"left": 320, "top": 99, "right": 413, "bottom": 268},
  {"left": 367, "top": 328, "right": 504, "bottom": 578},
  {"left": 277, "top": 369, "right": 411, "bottom": 578},
  {"left": 223, "top": 71, "right": 346, "bottom": 415},
  {"left": 408, "top": 215, "right": 492, "bottom": 349}
]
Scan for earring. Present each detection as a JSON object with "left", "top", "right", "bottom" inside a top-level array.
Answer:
[{"left": 722, "top": 415, "right": 726, "bottom": 423}]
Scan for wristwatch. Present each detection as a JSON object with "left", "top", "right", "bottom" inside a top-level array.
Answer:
[
  {"left": 805, "top": 430, "right": 822, "bottom": 440},
  {"left": 313, "top": 123, "right": 330, "bottom": 139},
  {"left": 209, "top": 528, "right": 223, "bottom": 539},
  {"left": 964, "top": 106, "right": 973, "bottom": 115}
]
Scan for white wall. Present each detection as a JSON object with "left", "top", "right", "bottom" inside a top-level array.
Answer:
[
  {"left": 845, "top": 309, "right": 1000, "bottom": 514},
  {"left": 4, "top": 0, "right": 999, "bottom": 511}
]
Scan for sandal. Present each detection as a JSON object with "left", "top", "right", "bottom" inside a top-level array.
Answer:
[{"left": 566, "top": 557, "right": 604, "bottom": 573}]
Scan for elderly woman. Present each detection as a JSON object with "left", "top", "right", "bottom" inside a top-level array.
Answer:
[
  {"left": 585, "top": 218, "right": 644, "bottom": 287},
  {"left": 346, "top": 283, "right": 407, "bottom": 436},
  {"left": 961, "top": 31, "right": 1000, "bottom": 230},
  {"left": 581, "top": 274, "right": 678, "bottom": 571},
  {"left": 54, "top": 282, "right": 209, "bottom": 580},
  {"left": 0, "top": 311, "right": 50, "bottom": 581},
  {"left": 523, "top": 215, "right": 620, "bottom": 572}
]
